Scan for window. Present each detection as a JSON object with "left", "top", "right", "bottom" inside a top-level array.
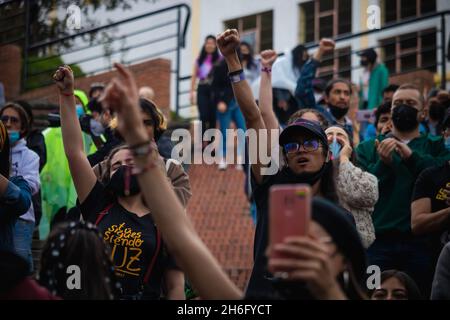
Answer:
[
  {"left": 224, "top": 11, "right": 273, "bottom": 52},
  {"left": 317, "top": 46, "right": 352, "bottom": 82},
  {"left": 299, "top": 0, "right": 352, "bottom": 44},
  {"left": 382, "top": 0, "right": 436, "bottom": 24},
  {"left": 380, "top": 28, "right": 437, "bottom": 74}
]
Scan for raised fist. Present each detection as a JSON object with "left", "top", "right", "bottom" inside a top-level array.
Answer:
[
  {"left": 216, "top": 29, "right": 240, "bottom": 59},
  {"left": 260, "top": 50, "right": 278, "bottom": 68}
]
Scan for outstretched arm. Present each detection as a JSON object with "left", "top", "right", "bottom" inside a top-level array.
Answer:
[
  {"left": 53, "top": 66, "right": 97, "bottom": 203},
  {"left": 295, "top": 39, "right": 335, "bottom": 109},
  {"left": 100, "top": 63, "right": 242, "bottom": 300},
  {"left": 259, "top": 50, "right": 280, "bottom": 132},
  {"left": 216, "top": 29, "right": 269, "bottom": 184}
]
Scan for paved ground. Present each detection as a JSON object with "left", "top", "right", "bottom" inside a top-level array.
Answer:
[{"left": 186, "top": 164, "right": 255, "bottom": 291}]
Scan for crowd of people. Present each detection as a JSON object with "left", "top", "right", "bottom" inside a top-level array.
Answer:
[{"left": 1, "top": 27, "right": 450, "bottom": 301}]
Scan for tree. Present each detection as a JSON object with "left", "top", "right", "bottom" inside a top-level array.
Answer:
[{"left": 0, "top": 0, "right": 150, "bottom": 90}]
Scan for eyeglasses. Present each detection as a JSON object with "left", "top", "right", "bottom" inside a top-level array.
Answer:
[
  {"left": 283, "top": 139, "right": 320, "bottom": 154},
  {"left": 1, "top": 115, "right": 20, "bottom": 124},
  {"left": 143, "top": 119, "right": 153, "bottom": 127}
]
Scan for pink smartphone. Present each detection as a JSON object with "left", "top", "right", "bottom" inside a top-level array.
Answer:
[{"left": 269, "top": 184, "right": 311, "bottom": 259}]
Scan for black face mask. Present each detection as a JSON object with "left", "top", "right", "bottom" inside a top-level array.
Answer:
[
  {"left": 281, "top": 161, "right": 330, "bottom": 186},
  {"left": 360, "top": 59, "right": 369, "bottom": 67},
  {"left": 429, "top": 103, "right": 445, "bottom": 122},
  {"left": 392, "top": 104, "right": 419, "bottom": 132},
  {"left": 106, "top": 165, "right": 141, "bottom": 197},
  {"left": 328, "top": 104, "right": 349, "bottom": 120}
]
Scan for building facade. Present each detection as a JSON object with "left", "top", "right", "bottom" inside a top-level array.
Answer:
[{"left": 176, "top": 0, "right": 450, "bottom": 117}]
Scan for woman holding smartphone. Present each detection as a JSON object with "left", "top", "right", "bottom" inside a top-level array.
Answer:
[{"left": 98, "top": 59, "right": 368, "bottom": 300}]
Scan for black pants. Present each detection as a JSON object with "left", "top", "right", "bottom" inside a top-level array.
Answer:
[
  {"left": 197, "top": 84, "right": 216, "bottom": 135},
  {"left": 367, "top": 233, "right": 434, "bottom": 299}
]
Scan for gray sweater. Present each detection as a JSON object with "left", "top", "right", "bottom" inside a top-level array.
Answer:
[{"left": 431, "top": 242, "right": 450, "bottom": 300}]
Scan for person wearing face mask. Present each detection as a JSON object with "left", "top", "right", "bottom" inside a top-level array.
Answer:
[
  {"left": 291, "top": 39, "right": 354, "bottom": 137},
  {"left": 322, "top": 79, "right": 354, "bottom": 137},
  {"left": 239, "top": 42, "right": 260, "bottom": 88},
  {"left": 0, "top": 103, "right": 40, "bottom": 274},
  {"left": 358, "top": 48, "right": 389, "bottom": 110},
  {"left": 424, "top": 89, "right": 450, "bottom": 137},
  {"left": 325, "top": 125, "right": 378, "bottom": 249},
  {"left": 0, "top": 120, "right": 32, "bottom": 253},
  {"left": 99, "top": 60, "right": 370, "bottom": 300},
  {"left": 53, "top": 65, "right": 186, "bottom": 300},
  {"left": 214, "top": 30, "right": 357, "bottom": 297},
  {"left": 356, "top": 83, "right": 450, "bottom": 298},
  {"left": 39, "top": 88, "right": 97, "bottom": 239}
]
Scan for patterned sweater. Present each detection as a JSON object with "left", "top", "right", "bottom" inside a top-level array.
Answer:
[{"left": 336, "top": 161, "right": 378, "bottom": 248}]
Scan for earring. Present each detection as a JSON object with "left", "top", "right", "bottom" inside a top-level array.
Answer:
[{"left": 343, "top": 270, "right": 350, "bottom": 289}]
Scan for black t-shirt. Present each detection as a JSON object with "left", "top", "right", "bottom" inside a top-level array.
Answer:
[
  {"left": 246, "top": 167, "right": 352, "bottom": 298},
  {"left": 78, "top": 181, "right": 177, "bottom": 299},
  {"left": 247, "top": 169, "right": 309, "bottom": 297},
  {"left": 412, "top": 161, "right": 450, "bottom": 255}
]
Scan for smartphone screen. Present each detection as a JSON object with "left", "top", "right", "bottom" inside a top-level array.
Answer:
[{"left": 269, "top": 184, "right": 311, "bottom": 260}]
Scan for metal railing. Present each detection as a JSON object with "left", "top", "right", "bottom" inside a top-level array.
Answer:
[
  {"left": 177, "top": 10, "right": 449, "bottom": 119},
  {"left": 0, "top": 1, "right": 191, "bottom": 113}
]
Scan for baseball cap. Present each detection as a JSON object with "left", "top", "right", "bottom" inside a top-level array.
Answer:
[{"left": 279, "top": 118, "right": 328, "bottom": 149}]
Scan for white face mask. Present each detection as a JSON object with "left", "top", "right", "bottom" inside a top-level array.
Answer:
[
  {"left": 89, "top": 118, "right": 105, "bottom": 137},
  {"left": 314, "top": 93, "right": 323, "bottom": 103}
]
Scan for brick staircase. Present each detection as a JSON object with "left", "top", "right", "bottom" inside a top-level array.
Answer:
[{"left": 186, "top": 164, "right": 255, "bottom": 291}]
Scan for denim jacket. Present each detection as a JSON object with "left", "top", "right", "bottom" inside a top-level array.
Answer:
[
  {"left": 294, "top": 58, "right": 354, "bottom": 136},
  {"left": 0, "top": 176, "right": 32, "bottom": 251}
]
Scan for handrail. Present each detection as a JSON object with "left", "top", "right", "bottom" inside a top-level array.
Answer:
[
  {"left": 304, "top": 10, "right": 450, "bottom": 49},
  {"left": 28, "top": 3, "right": 191, "bottom": 50}
]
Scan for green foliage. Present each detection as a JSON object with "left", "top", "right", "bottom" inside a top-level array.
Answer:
[{"left": 25, "top": 55, "right": 85, "bottom": 90}]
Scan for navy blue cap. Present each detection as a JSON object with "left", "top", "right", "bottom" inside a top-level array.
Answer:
[{"left": 279, "top": 118, "right": 328, "bottom": 149}]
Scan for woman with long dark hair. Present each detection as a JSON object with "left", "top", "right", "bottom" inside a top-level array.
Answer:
[
  {"left": 0, "top": 103, "right": 40, "bottom": 273},
  {"left": 371, "top": 270, "right": 422, "bottom": 300},
  {"left": 190, "top": 35, "right": 221, "bottom": 139},
  {"left": 38, "top": 221, "right": 120, "bottom": 299},
  {"left": 0, "top": 120, "right": 32, "bottom": 253},
  {"left": 239, "top": 41, "right": 260, "bottom": 86},
  {"left": 53, "top": 65, "right": 185, "bottom": 300}
]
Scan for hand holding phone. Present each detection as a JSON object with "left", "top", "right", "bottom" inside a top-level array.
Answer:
[{"left": 269, "top": 184, "right": 311, "bottom": 260}]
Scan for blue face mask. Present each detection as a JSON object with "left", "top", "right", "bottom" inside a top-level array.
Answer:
[
  {"left": 9, "top": 131, "right": 20, "bottom": 144},
  {"left": 445, "top": 136, "right": 450, "bottom": 151},
  {"left": 76, "top": 104, "right": 85, "bottom": 118},
  {"left": 329, "top": 137, "right": 342, "bottom": 160}
]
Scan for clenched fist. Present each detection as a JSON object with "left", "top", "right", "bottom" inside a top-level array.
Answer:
[
  {"left": 260, "top": 50, "right": 278, "bottom": 68},
  {"left": 53, "top": 65, "right": 74, "bottom": 95},
  {"left": 216, "top": 29, "right": 240, "bottom": 59}
]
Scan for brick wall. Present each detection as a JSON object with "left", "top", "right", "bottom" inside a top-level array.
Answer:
[
  {"left": 0, "top": 45, "right": 22, "bottom": 100},
  {"left": 389, "top": 70, "right": 435, "bottom": 95},
  {"left": 0, "top": 47, "right": 172, "bottom": 120}
]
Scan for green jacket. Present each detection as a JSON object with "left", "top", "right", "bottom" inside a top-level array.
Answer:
[
  {"left": 39, "top": 127, "right": 96, "bottom": 239},
  {"left": 359, "top": 63, "right": 389, "bottom": 110},
  {"left": 356, "top": 134, "right": 450, "bottom": 234}
]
